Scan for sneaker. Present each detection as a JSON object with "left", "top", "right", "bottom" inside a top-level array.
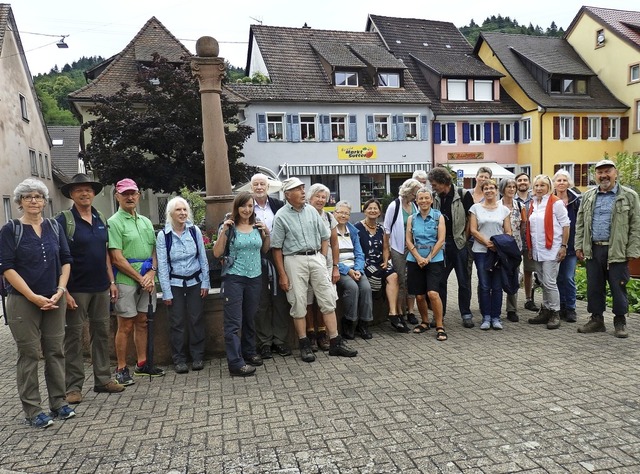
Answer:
[
  {"left": 524, "top": 300, "right": 540, "bottom": 312},
  {"left": 316, "top": 331, "right": 330, "bottom": 351},
  {"left": 356, "top": 321, "right": 373, "bottom": 340},
  {"left": 328, "top": 335, "right": 358, "bottom": 357},
  {"left": 174, "top": 362, "right": 189, "bottom": 374},
  {"left": 480, "top": 318, "right": 491, "bottom": 330},
  {"left": 492, "top": 319, "right": 503, "bottom": 330},
  {"left": 406, "top": 313, "right": 419, "bottom": 325},
  {"left": 134, "top": 364, "right": 166, "bottom": 377},
  {"left": 93, "top": 381, "right": 125, "bottom": 393},
  {"left": 115, "top": 367, "right": 135, "bottom": 386},
  {"left": 245, "top": 354, "right": 264, "bottom": 367},
  {"left": 27, "top": 412, "right": 53, "bottom": 429},
  {"left": 565, "top": 309, "right": 577, "bottom": 323},
  {"left": 506, "top": 311, "right": 519, "bottom": 322},
  {"left": 65, "top": 390, "right": 82, "bottom": 404},
  {"left": 192, "top": 360, "right": 204, "bottom": 371},
  {"left": 50, "top": 405, "right": 76, "bottom": 420},
  {"left": 299, "top": 337, "right": 316, "bottom": 363},
  {"left": 272, "top": 344, "right": 292, "bottom": 357},
  {"left": 260, "top": 345, "right": 273, "bottom": 359},
  {"left": 462, "top": 316, "right": 475, "bottom": 329}
]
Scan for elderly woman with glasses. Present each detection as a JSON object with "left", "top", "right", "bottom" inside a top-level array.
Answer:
[{"left": 0, "top": 178, "right": 75, "bottom": 428}]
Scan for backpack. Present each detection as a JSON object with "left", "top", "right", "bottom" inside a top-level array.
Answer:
[
  {"left": 163, "top": 226, "right": 200, "bottom": 278},
  {"left": 58, "top": 209, "right": 107, "bottom": 242}
]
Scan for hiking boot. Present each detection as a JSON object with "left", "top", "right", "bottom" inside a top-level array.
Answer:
[
  {"left": 578, "top": 314, "right": 606, "bottom": 333},
  {"left": 229, "top": 365, "right": 256, "bottom": 377},
  {"left": 614, "top": 315, "right": 629, "bottom": 339},
  {"left": 245, "top": 354, "right": 263, "bottom": 367},
  {"left": 299, "top": 337, "right": 316, "bottom": 363},
  {"left": 547, "top": 310, "right": 561, "bottom": 329},
  {"left": 50, "top": 405, "right": 76, "bottom": 420},
  {"left": 316, "top": 331, "right": 330, "bottom": 351},
  {"left": 27, "top": 412, "right": 53, "bottom": 429},
  {"left": 524, "top": 300, "right": 540, "bottom": 312},
  {"left": 565, "top": 308, "right": 577, "bottom": 323},
  {"left": 192, "top": 360, "right": 204, "bottom": 371},
  {"left": 506, "top": 311, "right": 519, "bottom": 322},
  {"left": 260, "top": 345, "right": 273, "bottom": 359},
  {"left": 134, "top": 364, "right": 166, "bottom": 377},
  {"left": 115, "top": 367, "right": 135, "bottom": 386},
  {"left": 271, "top": 344, "right": 292, "bottom": 357},
  {"left": 342, "top": 318, "right": 355, "bottom": 340},
  {"left": 174, "top": 362, "right": 189, "bottom": 374},
  {"left": 93, "top": 381, "right": 125, "bottom": 393},
  {"left": 328, "top": 335, "right": 358, "bottom": 357},
  {"left": 356, "top": 321, "right": 373, "bottom": 339},
  {"left": 528, "top": 308, "right": 550, "bottom": 325},
  {"left": 65, "top": 390, "right": 82, "bottom": 404},
  {"left": 307, "top": 331, "right": 318, "bottom": 352},
  {"left": 462, "top": 315, "right": 475, "bottom": 328}
]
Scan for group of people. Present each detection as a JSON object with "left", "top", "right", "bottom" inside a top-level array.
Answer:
[{"left": 1, "top": 158, "right": 638, "bottom": 427}]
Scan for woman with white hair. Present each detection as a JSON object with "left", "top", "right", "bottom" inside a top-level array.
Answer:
[
  {"left": 526, "top": 175, "right": 570, "bottom": 329},
  {"left": 0, "top": 178, "right": 74, "bottom": 428},
  {"left": 553, "top": 169, "right": 581, "bottom": 323},
  {"left": 156, "top": 196, "right": 210, "bottom": 374}
]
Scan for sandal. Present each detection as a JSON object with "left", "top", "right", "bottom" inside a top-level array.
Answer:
[
  {"left": 389, "top": 315, "right": 410, "bottom": 333},
  {"left": 413, "top": 322, "right": 430, "bottom": 333},
  {"left": 435, "top": 327, "right": 448, "bottom": 341}
]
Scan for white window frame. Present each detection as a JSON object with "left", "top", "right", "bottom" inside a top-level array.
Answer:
[
  {"left": 469, "top": 123, "right": 483, "bottom": 143},
  {"left": 631, "top": 64, "right": 640, "bottom": 83},
  {"left": 588, "top": 117, "right": 601, "bottom": 140},
  {"left": 266, "top": 114, "right": 285, "bottom": 141},
  {"left": 440, "top": 122, "right": 456, "bottom": 144},
  {"left": 19, "top": 94, "right": 28, "bottom": 121},
  {"left": 299, "top": 115, "right": 317, "bottom": 141},
  {"left": 520, "top": 165, "right": 531, "bottom": 178},
  {"left": 586, "top": 162, "right": 597, "bottom": 186},
  {"left": 473, "top": 80, "right": 493, "bottom": 101},
  {"left": 500, "top": 123, "right": 513, "bottom": 143},
  {"left": 378, "top": 72, "right": 400, "bottom": 88},
  {"left": 558, "top": 163, "right": 575, "bottom": 179},
  {"left": 608, "top": 117, "right": 620, "bottom": 140},
  {"left": 404, "top": 115, "right": 418, "bottom": 140},
  {"left": 560, "top": 116, "right": 574, "bottom": 140},
  {"left": 447, "top": 79, "right": 466, "bottom": 101},
  {"left": 520, "top": 118, "right": 532, "bottom": 142},
  {"left": 331, "top": 115, "right": 347, "bottom": 141},
  {"left": 374, "top": 115, "right": 390, "bottom": 141},
  {"left": 335, "top": 71, "right": 358, "bottom": 87}
]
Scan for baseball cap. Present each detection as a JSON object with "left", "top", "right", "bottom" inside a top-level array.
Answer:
[
  {"left": 594, "top": 159, "right": 616, "bottom": 169},
  {"left": 281, "top": 177, "right": 305, "bottom": 192},
  {"left": 115, "top": 178, "right": 139, "bottom": 193}
]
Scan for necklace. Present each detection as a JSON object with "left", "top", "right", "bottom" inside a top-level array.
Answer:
[{"left": 362, "top": 220, "right": 377, "bottom": 231}]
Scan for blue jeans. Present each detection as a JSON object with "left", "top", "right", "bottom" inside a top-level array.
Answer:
[
  {"left": 557, "top": 254, "right": 577, "bottom": 310},
  {"left": 337, "top": 273, "right": 373, "bottom": 322},
  {"left": 222, "top": 274, "right": 261, "bottom": 370},
  {"left": 439, "top": 238, "right": 472, "bottom": 318},
  {"left": 473, "top": 252, "right": 503, "bottom": 319}
]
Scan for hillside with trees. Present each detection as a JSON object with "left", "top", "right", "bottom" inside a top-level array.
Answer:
[{"left": 460, "top": 15, "right": 564, "bottom": 45}]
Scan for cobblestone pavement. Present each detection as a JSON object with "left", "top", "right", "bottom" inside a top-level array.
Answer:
[{"left": 0, "top": 280, "right": 639, "bottom": 474}]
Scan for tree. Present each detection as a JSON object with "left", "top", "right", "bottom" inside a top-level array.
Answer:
[{"left": 81, "top": 55, "right": 254, "bottom": 193}]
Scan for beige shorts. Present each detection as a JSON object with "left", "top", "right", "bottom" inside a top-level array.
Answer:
[
  {"left": 114, "top": 283, "right": 157, "bottom": 318},
  {"left": 284, "top": 253, "right": 336, "bottom": 318}
]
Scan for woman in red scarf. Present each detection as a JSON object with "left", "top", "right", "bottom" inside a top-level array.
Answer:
[{"left": 526, "top": 175, "right": 570, "bottom": 329}]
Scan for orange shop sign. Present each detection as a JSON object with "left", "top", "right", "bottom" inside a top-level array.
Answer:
[
  {"left": 338, "top": 145, "right": 377, "bottom": 160},
  {"left": 447, "top": 152, "right": 484, "bottom": 160}
]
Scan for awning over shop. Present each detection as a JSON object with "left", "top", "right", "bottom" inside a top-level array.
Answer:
[
  {"left": 445, "top": 162, "right": 515, "bottom": 179},
  {"left": 283, "top": 162, "right": 430, "bottom": 176}
]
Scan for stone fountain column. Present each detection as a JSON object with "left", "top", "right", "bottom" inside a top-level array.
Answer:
[{"left": 191, "top": 36, "right": 234, "bottom": 230}]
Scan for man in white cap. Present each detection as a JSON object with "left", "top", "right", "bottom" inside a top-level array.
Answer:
[
  {"left": 271, "top": 177, "right": 357, "bottom": 362},
  {"left": 108, "top": 178, "right": 165, "bottom": 385},
  {"left": 575, "top": 159, "right": 640, "bottom": 337}
]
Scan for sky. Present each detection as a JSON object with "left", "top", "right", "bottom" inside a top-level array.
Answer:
[{"left": 8, "top": 0, "right": 640, "bottom": 76}]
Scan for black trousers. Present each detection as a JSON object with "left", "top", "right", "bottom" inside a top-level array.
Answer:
[{"left": 585, "top": 245, "right": 630, "bottom": 317}]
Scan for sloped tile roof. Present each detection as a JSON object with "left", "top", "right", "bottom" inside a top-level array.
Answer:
[
  {"left": 69, "top": 17, "right": 191, "bottom": 101},
  {"left": 348, "top": 43, "right": 406, "bottom": 69},
  {"left": 567, "top": 6, "right": 640, "bottom": 50},
  {"left": 48, "top": 126, "right": 81, "bottom": 177},
  {"left": 226, "top": 24, "right": 428, "bottom": 105},
  {"left": 0, "top": 4, "right": 9, "bottom": 51},
  {"left": 368, "top": 14, "right": 522, "bottom": 116},
  {"left": 477, "top": 32, "right": 627, "bottom": 110},
  {"left": 310, "top": 42, "right": 366, "bottom": 68}
]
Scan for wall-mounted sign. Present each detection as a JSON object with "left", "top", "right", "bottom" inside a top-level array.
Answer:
[
  {"left": 338, "top": 145, "right": 377, "bottom": 160},
  {"left": 447, "top": 152, "right": 484, "bottom": 160}
]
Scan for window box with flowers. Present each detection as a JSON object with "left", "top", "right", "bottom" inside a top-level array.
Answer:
[
  {"left": 332, "top": 134, "right": 345, "bottom": 141},
  {"left": 268, "top": 133, "right": 283, "bottom": 141},
  {"left": 405, "top": 133, "right": 417, "bottom": 140},
  {"left": 377, "top": 133, "right": 388, "bottom": 140}
]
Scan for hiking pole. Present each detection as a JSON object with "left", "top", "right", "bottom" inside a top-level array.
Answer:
[{"left": 146, "top": 290, "right": 155, "bottom": 370}]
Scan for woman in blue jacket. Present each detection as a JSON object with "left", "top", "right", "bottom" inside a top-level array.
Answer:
[{"left": 333, "top": 200, "right": 373, "bottom": 339}]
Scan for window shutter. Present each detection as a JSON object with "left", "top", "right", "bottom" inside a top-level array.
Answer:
[
  {"left": 447, "top": 123, "right": 456, "bottom": 143},
  {"left": 287, "top": 114, "right": 300, "bottom": 142},
  {"left": 433, "top": 121, "right": 441, "bottom": 144},
  {"left": 348, "top": 115, "right": 357, "bottom": 142},
  {"left": 582, "top": 117, "right": 588, "bottom": 140},
  {"left": 391, "top": 115, "right": 398, "bottom": 141},
  {"left": 484, "top": 122, "right": 492, "bottom": 143},
  {"left": 462, "top": 122, "right": 470, "bottom": 144},
  {"left": 581, "top": 164, "right": 589, "bottom": 186},
  {"left": 366, "top": 115, "right": 375, "bottom": 141},
  {"left": 256, "top": 114, "right": 267, "bottom": 142},
  {"left": 621, "top": 117, "right": 629, "bottom": 140},
  {"left": 602, "top": 118, "right": 610, "bottom": 140},
  {"left": 573, "top": 117, "right": 580, "bottom": 140},
  {"left": 492, "top": 122, "right": 500, "bottom": 143},
  {"left": 553, "top": 117, "right": 560, "bottom": 140},
  {"left": 319, "top": 115, "right": 330, "bottom": 142},
  {"left": 514, "top": 121, "right": 520, "bottom": 143},
  {"left": 420, "top": 115, "right": 428, "bottom": 141},
  {"left": 554, "top": 164, "right": 561, "bottom": 174},
  {"left": 286, "top": 114, "right": 293, "bottom": 142},
  {"left": 573, "top": 165, "right": 582, "bottom": 186},
  {"left": 395, "top": 115, "right": 405, "bottom": 141}
]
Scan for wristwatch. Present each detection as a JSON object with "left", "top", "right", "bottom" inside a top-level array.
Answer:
[{"left": 560, "top": 244, "right": 567, "bottom": 248}]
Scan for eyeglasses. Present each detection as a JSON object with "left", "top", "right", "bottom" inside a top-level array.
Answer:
[
  {"left": 22, "top": 195, "right": 45, "bottom": 202},
  {"left": 334, "top": 211, "right": 351, "bottom": 216}
]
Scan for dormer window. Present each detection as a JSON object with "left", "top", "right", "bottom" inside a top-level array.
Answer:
[
  {"left": 378, "top": 72, "right": 400, "bottom": 88},
  {"left": 335, "top": 71, "right": 359, "bottom": 87},
  {"left": 447, "top": 79, "right": 467, "bottom": 101},
  {"left": 549, "top": 76, "right": 587, "bottom": 95}
]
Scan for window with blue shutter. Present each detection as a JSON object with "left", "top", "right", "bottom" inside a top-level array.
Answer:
[
  {"left": 493, "top": 122, "right": 500, "bottom": 143},
  {"left": 484, "top": 122, "right": 492, "bottom": 143},
  {"left": 286, "top": 114, "right": 301, "bottom": 142},
  {"left": 514, "top": 121, "right": 520, "bottom": 143},
  {"left": 420, "top": 115, "right": 428, "bottom": 141},
  {"left": 348, "top": 115, "right": 357, "bottom": 142},
  {"left": 462, "top": 122, "right": 470, "bottom": 144},
  {"left": 447, "top": 122, "right": 456, "bottom": 143},
  {"left": 366, "top": 115, "right": 375, "bottom": 141},
  {"left": 256, "top": 114, "right": 267, "bottom": 142},
  {"left": 433, "top": 121, "right": 441, "bottom": 144},
  {"left": 319, "top": 115, "right": 331, "bottom": 142}
]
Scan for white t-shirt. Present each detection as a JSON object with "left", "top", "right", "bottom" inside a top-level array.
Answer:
[{"left": 469, "top": 203, "right": 510, "bottom": 253}]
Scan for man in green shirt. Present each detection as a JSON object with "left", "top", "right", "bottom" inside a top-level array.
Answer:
[{"left": 108, "top": 178, "right": 165, "bottom": 386}]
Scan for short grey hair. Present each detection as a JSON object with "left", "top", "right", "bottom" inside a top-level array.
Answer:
[
  {"left": 552, "top": 169, "right": 574, "bottom": 188},
  {"left": 14, "top": 178, "right": 49, "bottom": 207},
  {"left": 250, "top": 173, "right": 270, "bottom": 184},
  {"left": 398, "top": 178, "right": 421, "bottom": 198},
  {"left": 334, "top": 200, "right": 352, "bottom": 212},
  {"left": 412, "top": 170, "right": 428, "bottom": 181},
  {"left": 307, "top": 183, "right": 330, "bottom": 201},
  {"left": 416, "top": 186, "right": 433, "bottom": 198},
  {"left": 498, "top": 178, "right": 517, "bottom": 195},
  {"left": 165, "top": 196, "right": 193, "bottom": 226}
]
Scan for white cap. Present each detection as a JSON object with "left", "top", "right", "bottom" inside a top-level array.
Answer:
[{"left": 281, "top": 177, "right": 305, "bottom": 192}]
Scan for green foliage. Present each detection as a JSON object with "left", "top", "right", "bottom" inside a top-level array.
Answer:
[
  {"left": 226, "top": 63, "right": 246, "bottom": 83},
  {"left": 380, "top": 193, "right": 395, "bottom": 213},
  {"left": 575, "top": 266, "right": 640, "bottom": 313},
  {"left": 459, "top": 14, "right": 565, "bottom": 45},
  {"left": 179, "top": 187, "right": 206, "bottom": 227},
  {"left": 235, "top": 72, "right": 271, "bottom": 84},
  {"left": 81, "top": 54, "right": 255, "bottom": 193},
  {"left": 613, "top": 151, "right": 640, "bottom": 193}
]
